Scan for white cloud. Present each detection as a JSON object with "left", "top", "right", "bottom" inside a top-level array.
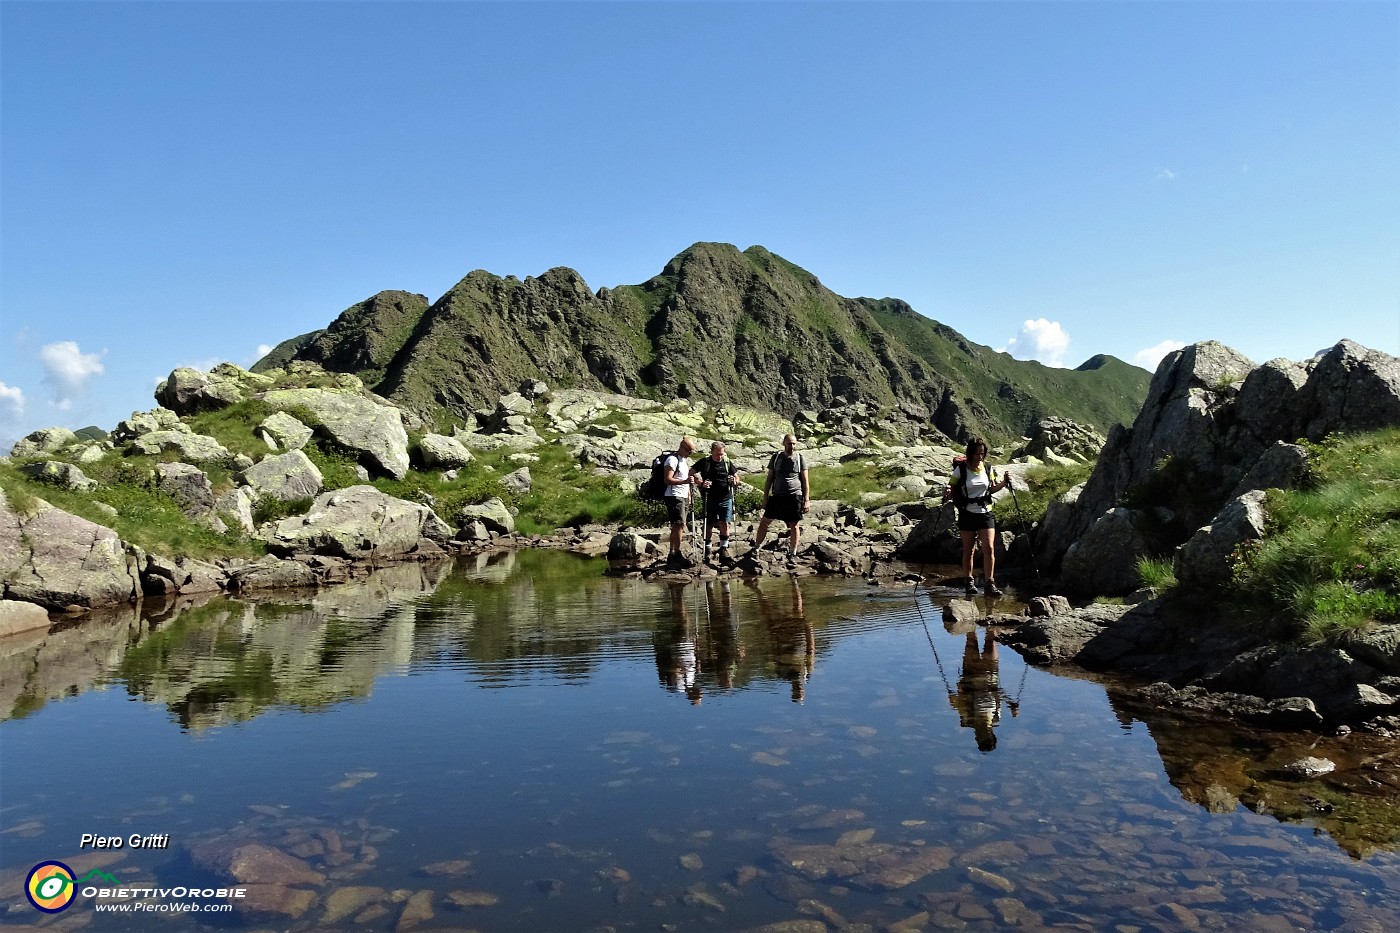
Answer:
[
  {"left": 39, "top": 341, "right": 106, "bottom": 408},
  {"left": 0, "top": 381, "right": 26, "bottom": 451},
  {"left": 1132, "top": 339, "right": 1187, "bottom": 371},
  {"left": 256, "top": 344, "right": 275, "bottom": 358},
  {"left": 1004, "top": 318, "right": 1072, "bottom": 368},
  {"left": 1156, "top": 168, "right": 1177, "bottom": 181}
]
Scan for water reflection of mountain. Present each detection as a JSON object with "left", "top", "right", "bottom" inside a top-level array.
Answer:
[{"left": 1106, "top": 688, "right": 1400, "bottom": 859}]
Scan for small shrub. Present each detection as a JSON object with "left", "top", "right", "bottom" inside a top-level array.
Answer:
[{"left": 252, "top": 495, "right": 313, "bottom": 526}]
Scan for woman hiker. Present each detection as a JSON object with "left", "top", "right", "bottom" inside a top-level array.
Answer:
[{"left": 949, "top": 436, "right": 1013, "bottom": 596}]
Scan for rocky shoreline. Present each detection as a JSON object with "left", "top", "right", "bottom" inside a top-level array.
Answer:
[{"left": 5, "top": 338, "right": 1400, "bottom": 738}]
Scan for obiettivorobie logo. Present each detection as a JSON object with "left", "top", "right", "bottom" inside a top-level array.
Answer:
[{"left": 25, "top": 862, "right": 121, "bottom": 913}]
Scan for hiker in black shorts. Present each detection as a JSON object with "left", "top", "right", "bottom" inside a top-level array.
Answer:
[
  {"left": 663, "top": 436, "right": 699, "bottom": 568},
  {"left": 693, "top": 440, "right": 745, "bottom": 563},
  {"left": 751, "top": 433, "right": 810, "bottom": 566},
  {"left": 949, "top": 435, "right": 1012, "bottom": 596}
]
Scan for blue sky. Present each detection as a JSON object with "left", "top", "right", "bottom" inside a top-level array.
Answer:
[{"left": 2, "top": 1, "right": 1397, "bottom": 447}]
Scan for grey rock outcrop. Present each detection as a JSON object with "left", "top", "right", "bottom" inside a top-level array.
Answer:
[
  {"left": 502, "top": 466, "right": 532, "bottom": 494},
  {"left": 1042, "top": 340, "right": 1400, "bottom": 594},
  {"left": 129, "top": 426, "right": 231, "bottom": 462},
  {"left": 1, "top": 489, "right": 142, "bottom": 610},
  {"left": 227, "top": 558, "right": 318, "bottom": 591},
  {"left": 419, "top": 433, "right": 474, "bottom": 469},
  {"left": 9, "top": 427, "right": 78, "bottom": 459},
  {"left": 216, "top": 486, "right": 257, "bottom": 535},
  {"left": 112, "top": 407, "right": 182, "bottom": 443},
  {"left": 263, "top": 485, "right": 450, "bottom": 560},
  {"left": 1174, "top": 490, "right": 1268, "bottom": 588},
  {"left": 242, "top": 450, "right": 323, "bottom": 503},
  {"left": 262, "top": 388, "right": 410, "bottom": 479},
  {"left": 142, "top": 554, "right": 228, "bottom": 596},
  {"left": 1060, "top": 508, "right": 1151, "bottom": 595}
]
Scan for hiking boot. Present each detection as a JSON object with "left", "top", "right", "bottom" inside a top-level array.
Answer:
[
  {"left": 717, "top": 545, "right": 731, "bottom": 563},
  {"left": 964, "top": 578, "right": 979, "bottom": 597},
  {"left": 985, "top": 581, "right": 1005, "bottom": 597},
  {"left": 667, "top": 553, "right": 695, "bottom": 570}
]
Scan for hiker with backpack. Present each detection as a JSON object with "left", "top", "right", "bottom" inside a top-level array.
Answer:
[
  {"left": 661, "top": 436, "right": 700, "bottom": 568},
  {"left": 693, "top": 440, "right": 745, "bottom": 563},
  {"left": 750, "top": 433, "right": 810, "bottom": 567},
  {"left": 947, "top": 436, "right": 1013, "bottom": 597}
]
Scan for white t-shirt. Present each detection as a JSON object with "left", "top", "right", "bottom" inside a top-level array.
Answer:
[
  {"left": 664, "top": 455, "right": 691, "bottom": 500},
  {"left": 960, "top": 463, "right": 996, "bottom": 514}
]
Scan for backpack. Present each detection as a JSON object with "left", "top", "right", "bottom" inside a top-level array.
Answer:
[
  {"left": 638, "top": 450, "right": 677, "bottom": 501},
  {"left": 945, "top": 455, "right": 995, "bottom": 509}
]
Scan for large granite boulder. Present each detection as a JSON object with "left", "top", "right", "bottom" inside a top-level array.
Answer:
[
  {"left": 1174, "top": 490, "right": 1268, "bottom": 589},
  {"left": 261, "top": 388, "right": 410, "bottom": 479},
  {"left": 9, "top": 427, "right": 78, "bottom": 459},
  {"left": 457, "top": 497, "right": 515, "bottom": 535},
  {"left": 263, "top": 485, "right": 451, "bottom": 560},
  {"left": 155, "top": 462, "right": 226, "bottom": 532},
  {"left": 142, "top": 554, "right": 228, "bottom": 596},
  {"left": 216, "top": 486, "right": 257, "bottom": 535},
  {"left": 419, "top": 433, "right": 474, "bottom": 469},
  {"left": 19, "top": 460, "right": 96, "bottom": 492},
  {"left": 1, "top": 489, "right": 142, "bottom": 610},
  {"left": 0, "top": 599, "right": 50, "bottom": 637},
  {"left": 112, "top": 407, "right": 182, "bottom": 443},
  {"left": 128, "top": 426, "right": 231, "bottom": 462},
  {"left": 242, "top": 450, "right": 323, "bottom": 502},
  {"left": 1060, "top": 507, "right": 1152, "bottom": 595},
  {"left": 257, "top": 411, "right": 314, "bottom": 451},
  {"left": 156, "top": 363, "right": 272, "bottom": 415}
]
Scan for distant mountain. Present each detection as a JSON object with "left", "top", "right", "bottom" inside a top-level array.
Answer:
[{"left": 255, "top": 243, "right": 1151, "bottom": 441}]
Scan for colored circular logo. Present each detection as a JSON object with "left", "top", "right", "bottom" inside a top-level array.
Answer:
[{"left": 26, "top": 861, "right": 76, "bottom": 913}]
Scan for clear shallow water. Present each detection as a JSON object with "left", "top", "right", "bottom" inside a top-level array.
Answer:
[{"left": 2, "top": 550, "right": 1398, "bottom": 932}]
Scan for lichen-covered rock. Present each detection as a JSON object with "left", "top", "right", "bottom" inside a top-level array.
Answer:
[
  {"left": 227, "top": 557, "right": 318, "bottom": 591},
  {"left": 19, "top": 460, "right": 96, "bottom": 492},
  {"left": 9, "top": 426, "right": 77, "bottom": 459},
  {"left": 1012, "top": 417, "right": 1105, "bottom": 463},
  {"left": 129, "top": 427, "right": 231, "bottom": 462},
  {"left": 242, "top": 450, "right": 323, "bottom": 502},
  {"left": 112, "top": 407, "right": 182, "bottom": 442},
  {"left": 1174, "top": 490, "right": 1268, "bottom": 588},
  {"left": 216, "top": 486, "right": 257, "bottom": 535},
  {"left": 257, "top": 411, "right": 314, "bottom": 451},
  {"left": 263, "top": 485, "right": 450, "bottom": 560},
  {"left": 156, "top": 363, "right": 273, "bottom": 415},
  {"left": 457, "top": 497, "right": 515, "bottom": 535},
  {"left": 262, "top": 388, "right": 410, "bottom": 479},
  {"left": 502, "top": 466, "right": 532, "bottom": 494},
  {"left": 607, "top": 532, "right": 655, "bottom": 561},
  {"left": 143, "top": 554, "right": 228, "bottom": 595},
  {"left": 1, "top": 489, "right": 142, "bottom": 610},
  {"left": 419, "top": 433, "right": 474, "bottom": 469}
]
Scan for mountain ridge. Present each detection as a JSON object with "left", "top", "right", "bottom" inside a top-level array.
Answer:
[{"left": 255, "top": 242, "right": 1151, "bottom": 442}]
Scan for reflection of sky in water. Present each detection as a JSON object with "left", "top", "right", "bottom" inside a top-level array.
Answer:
[{"left": 2, "top": 551, "right": 1399, "bottom": 931}]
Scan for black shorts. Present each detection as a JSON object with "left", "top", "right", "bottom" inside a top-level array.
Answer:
[
  {"left": 665, "top": 496, "right": 689, "bottom": 525},
  {"left": 764, "top": 493, "right": 804, "bottom": 524},
  {"left": 958, "top": 509, "right": 995, "bottom": 532}
]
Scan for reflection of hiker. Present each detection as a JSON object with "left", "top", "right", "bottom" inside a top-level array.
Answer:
[
  {"left": 664, "top": 436, "right": 700, "bottom": 569},
  {"left": 947, "top": 630, "right": 1018, "bottom": 752},
  {"left": 693, "top": 441, "right": 744, "bottom": 563},
  {"left": 654, "top": 584, "right": 703, "bottom": 705},
  {"left": 948, "top": 436, "right": 1012, "bottom": 596},
  {"left": 751, "top": 434, "right": 810, "bottom": 567},
  {"left": 705, "top": 580, "right": 745, "bottom": 689},
  {"left": 751, "top": 577, "right": 814, "bottom": 703}
]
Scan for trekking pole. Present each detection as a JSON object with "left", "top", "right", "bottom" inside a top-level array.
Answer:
[{"left": 1005, "top": 477, "right": 1042, "bottom": 580}]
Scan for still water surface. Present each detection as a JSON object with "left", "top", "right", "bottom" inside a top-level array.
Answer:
[{"left": 3, "top": 550, "right": 1398, "bottom": 931}]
